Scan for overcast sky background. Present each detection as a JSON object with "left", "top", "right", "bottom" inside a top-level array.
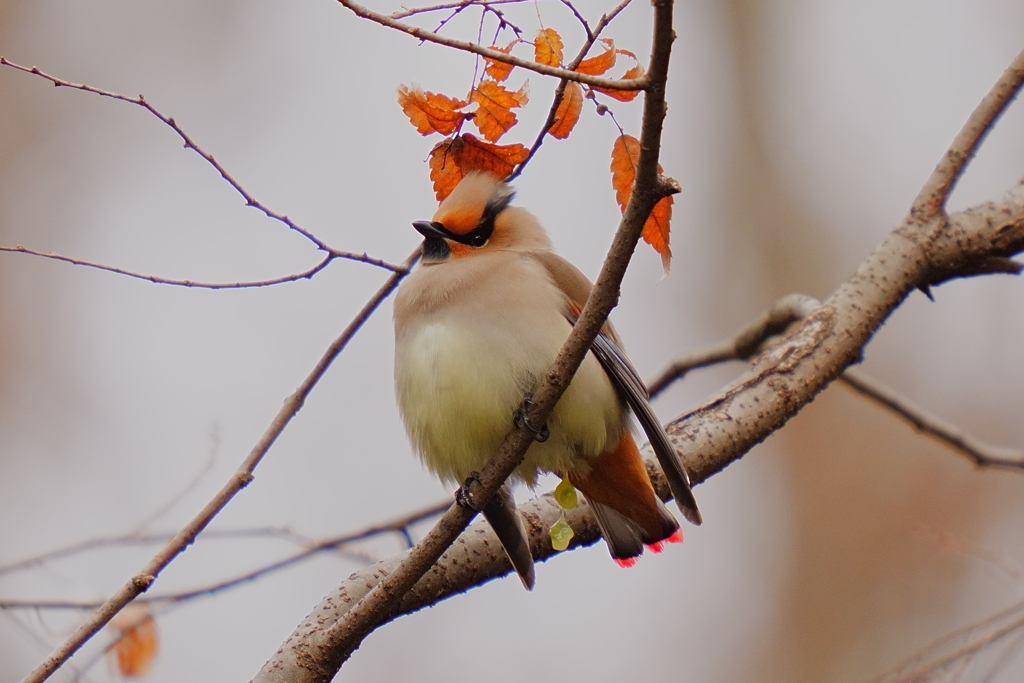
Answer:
[{"left": 2, "top": 1, "right": 1024, "bottom": 681}]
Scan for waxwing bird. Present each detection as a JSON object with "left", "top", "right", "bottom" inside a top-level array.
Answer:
[{"left": 393, "top": 172, "right": 701, "bottom": 589}]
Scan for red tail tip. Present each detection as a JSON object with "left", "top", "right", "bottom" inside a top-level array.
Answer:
[
  {"left": 613, "top": 556, "right": 639, "bottom": 569},
  {"left": 667, "top": 529, "right": 684, "bottom": 544},
  {"left": 646, "top": 541, "right": 665, "bottom": 554}
]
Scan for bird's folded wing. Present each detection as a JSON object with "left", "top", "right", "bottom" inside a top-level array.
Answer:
[
  {"left": 527, "top": 249, "right": 702, "bottom": 526},
  {"left": 589, "top": 333, "right": 702, "bottom": 526}
]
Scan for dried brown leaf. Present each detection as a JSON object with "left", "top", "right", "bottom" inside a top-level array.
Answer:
[
  {"left": 470, "top": 80, "right": 529, "bottom": 142},
  {"left": 484, "top": 41, "right": 517, "bottom": 82},
  {"left": 576, "top": 39, "right": 616, "bottom": 76},
  {"left": 549, "top": 81, "right": 583, "bottom": 140},
  {"left": 428, "top": 134, "right": 530, "bottom": 201},
  {"left": 594, "top": 64, "right": 644, "bottom": 102},
  {"left": 397, "top": 85, "right": 468, "bottom": 136},
  {"left": 610, "top": 134, "right": 673, "bottom": 271},
  {"left": 110, "top": 605, "right": 159, "bottom": 677},
  {"left": 534, "top": 28, "right": 563, "bottom": 67}
]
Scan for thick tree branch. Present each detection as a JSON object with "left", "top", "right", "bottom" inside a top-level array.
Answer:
[
  {"left": 663, "top": 186, "right": 1024, "bottom": 487},
  {"left": 18, "top": 249, "right": 420, "bottom": 683},
  {"left": 333, "top": 0, "right": 648, "bottom": 90},
  {"left": 648, "top": 291, "right": 1024, "bottom": 471}
]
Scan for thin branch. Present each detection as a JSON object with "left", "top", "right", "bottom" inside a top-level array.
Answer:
[
  {"left": 647, "top": 293, "right": 820, "bottom": 397},
  {"left": 839, "top": 368, "right": 1024, "bottom": 471},
  {"left": 865, "top": 599, "right": 1024, "bottom": 683},
  {"left": 391, "top": 0, "right": 529, "bottom": 20},
  {"left": 647, "top": 292, "right": 1024, "bottom": 472},
  {"left": 559, "top": 0, "right": 593, "bottom": 41},
  {"left": 334, "top": 0, "right": 648, "bottom": 90},
  {"left": 0, "top": 57, "right": 394, "bottom": 265},
  {"left": 0, "top": 245, "right": 405, "bottom": 289},
  {"left": 509, "top": 0, "right": 632, "bottom": 179},
  {"left": 18, "top": 247, "right": 421, "bottom": 683},
  {"left": 0, "top": 246, "right": 329, "bottom": 288},
  {"left": 909, "top": 48, "right": 1024, "bottom": 222},
  {"left": 0, "top": 500, "right": 449, "bottom": 611},
  {"left": 127, "top": 427, "right": 220, "bottom": 535},
  {"left": 0, "top": 612, "right": 99, "bottom": 683},
  {"left": 0, "top": 528, "right": 313, "bottom": 577}
]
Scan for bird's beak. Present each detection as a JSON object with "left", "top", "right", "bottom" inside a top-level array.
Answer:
[{"left": 413, "top": 220, "right": 449, "bottom": 240}]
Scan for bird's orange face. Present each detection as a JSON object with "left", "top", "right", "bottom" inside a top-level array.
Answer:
[{"left": 413, "top": 173, "right": 515, "bottom": 262}]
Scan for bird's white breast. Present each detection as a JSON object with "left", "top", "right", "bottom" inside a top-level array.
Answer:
[{"left": 393, "top": 251, "right": 622, "bottom": 486}]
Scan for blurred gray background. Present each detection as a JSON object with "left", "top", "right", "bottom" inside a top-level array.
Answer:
[{"left": 2, "top": 0, "right": 1023, "bottom": 681}]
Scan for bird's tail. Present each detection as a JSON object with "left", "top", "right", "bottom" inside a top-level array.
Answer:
[
  {"left": 481, "top": 483, "right": 536, "bottom": 590},
  {"left": 571, "top": 431, "right": 682, "bottom": 564}
]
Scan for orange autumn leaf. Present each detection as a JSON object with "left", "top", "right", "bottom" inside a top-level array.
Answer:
[
  {"left": 594, "top": 63, "right": 644, "bottom": 102},
  {"left": 576, "top": 39, "right": 616, "bottom": 76},
  {"left": 549, "top": 81, "right": 583, "bottom": 139},
  {"left": 110, "top": 605, "right": 159, "bottom": 677},
  {"left": 428, "top": 134, "right": 529, "bottom": 201},
  {"left": 397, "top": 85, "right": 468, "bottom": 136},
  {"left": 610, "top": 134, "right": 641, "bottom": 208},
  {"left": 534, "top": 27, "right": 563, "bottom": 67},
  {"left": 610, "top": 134, "right": 673, "bottom": 271},
  {"left": 644, "top": 195, "right": 673, "bottom": 272},
  {"left": 484, "top": 41, "right": 517, "bottom": 82},
  {"left": 470, "top": 79, "right": 529, "bottom": 142}
]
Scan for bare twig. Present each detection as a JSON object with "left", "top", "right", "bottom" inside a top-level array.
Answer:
[
  {"left": 509, "top": 0, "right": 632, "bottom": 179},
  {"left": 0, "top": 245, "right": 406, "bottom": 286},
  {"left": 18, "top": 248, "right": 421, "bottom": 683},
  {"left": 647, "top": 293, "right": 820, "bottom": 397},
  {"left": 391, "top": 0, "right": 529, "bottom": 20},
  {"left": 0, "top": 56, "right": 397, "bottom": 268},
  {"left": 864, "top": 599, "right": 1024, "bottom": 683},
  {"left": 909, "top": 51, "right": 1024, "bottom": 222},
  {"left": 252, "top": 3, "right": 678, "bottom": 681},
  {"left": 0, "top": 500, "right": 449, "bottom": 611},
  {"left": 559, "top": 0, "right": 593, "bottom": 41},
  {"left": 0, "top": 246, "right": 329, "bottom": 288},
  {"left": 127, "top": 427, "right": 221, "bottom": 535},
  {"left": 0, "top": 528, "right": 318, "bottom": 577},
  {"left": 648, "top": 291, "right": 1024, "bottom": 472},
  {"left": 334, "top": 0, "right": 648, "bottom": 90},
  {"left": 0, "top": 612, "right": 99, "bottom": 683},
  {"left": 840, "top": 368, "right": 1024, "bottom": 471}
]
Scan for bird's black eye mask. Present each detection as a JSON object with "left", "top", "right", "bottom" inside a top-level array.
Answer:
[{"left": 412, "top": 190, "right": 516, "bottom": 259}]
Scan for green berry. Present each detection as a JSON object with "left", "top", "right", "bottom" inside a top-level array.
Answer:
[
  {"left": 549, "top": 513, "right": 575, "bottom": 551},
  {"left": 554, "top": 475, "right": 578, "bottom": 509}
]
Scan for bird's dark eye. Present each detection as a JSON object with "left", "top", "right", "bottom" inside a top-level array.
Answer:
[{"left": 468, "top": 232, "right": 487, "bottom": 247}]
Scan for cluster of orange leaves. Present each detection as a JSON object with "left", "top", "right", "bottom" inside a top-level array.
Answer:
[{"left": 398, "top": 27, "right": 671, "bottom": 268}]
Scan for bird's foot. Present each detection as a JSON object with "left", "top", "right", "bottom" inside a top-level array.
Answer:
[
  {"left": 456, "top": 472, "right": 485, "bottom": 511},
  {"left": 514, "top": 394, "right": 550, "bottom": 443}
]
